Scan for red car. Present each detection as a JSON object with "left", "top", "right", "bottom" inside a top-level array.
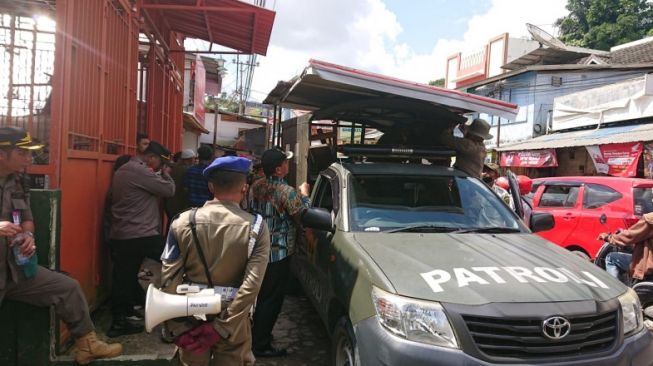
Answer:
[{"left": 530, "top": 176, "right": 653, "bottom": 259}]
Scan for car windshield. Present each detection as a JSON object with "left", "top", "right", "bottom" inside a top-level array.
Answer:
[{"left": 348, "top": 174, "right": 526, "bottom": 232}]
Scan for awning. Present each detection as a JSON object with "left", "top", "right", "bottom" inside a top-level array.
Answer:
[
  {"left": 183, "top": 112, "right": 210, "bottom": 134},
  {"left": 264, "top": 59, "right": 519, "bottom": 121},
  {"left": 496, "top": 123, "right": 653, "bottom": 151},
  {"left": 142, "top": 0, "right": 275, "bottom": 56}
]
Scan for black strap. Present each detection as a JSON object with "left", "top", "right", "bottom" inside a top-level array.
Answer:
[{"left": 189, "top": 208, "right": 214, "bottom": 288}]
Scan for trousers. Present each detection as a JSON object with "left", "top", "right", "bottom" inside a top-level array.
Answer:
[
  {"left": 110, "top": 235, "right": 164, "bottom": 317},
  {"left": 0, "top": 266, "right": 94, "bottom": 337},
  {"left": 251, "top": 256, "right": 290, "bottom": 350}
]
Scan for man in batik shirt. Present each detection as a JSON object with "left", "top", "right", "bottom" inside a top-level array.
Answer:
[{"left": 249, "top": 147, "right": 310, "bottom": 357}]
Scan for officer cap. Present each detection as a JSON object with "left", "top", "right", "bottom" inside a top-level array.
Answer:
[
  {"left": 144, "top": 141, "right": 172, "bottom": 161},
  {"left": 0, "top": 126, "right": 44, "bottom": 150},
  {"left": 203, "top": 156, "right": 252, "bottom": 178}
]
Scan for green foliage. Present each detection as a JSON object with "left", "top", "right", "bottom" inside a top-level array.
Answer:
[
  {"left": 555, "top": 0, "right": 653, "bottom": 50},
  {"left": 429, "top": 78, "right": 445, "bottom": 87}
]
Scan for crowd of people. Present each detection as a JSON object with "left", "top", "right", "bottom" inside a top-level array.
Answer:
[{"left": 0, "top": 127, "right": 313, "bottom": 365}]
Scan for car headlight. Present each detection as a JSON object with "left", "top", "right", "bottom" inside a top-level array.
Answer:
[
  {"left": 371, "top": 286, "right": 458, "bottom": 348},
  {"left": 619, "top": 288, "right": 643, "bottom": 336}
]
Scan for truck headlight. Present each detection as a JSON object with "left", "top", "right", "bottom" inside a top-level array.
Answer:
[
  {"left": 371, "top": 287, "right": 458, "bottom": 348},
  {"left": 619, "top": 288, "right": 643, "bottom": 336}
]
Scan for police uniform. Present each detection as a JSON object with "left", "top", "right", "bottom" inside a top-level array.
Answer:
[
  {"left": 0, "top": 128, "right": 94, "bottom": 335},
  {"left": 161, "top": 156, "right": 271, "bottom": 366}
]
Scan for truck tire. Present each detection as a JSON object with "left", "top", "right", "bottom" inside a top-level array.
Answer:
[{"left": 331, "top": 317, "right": 359, "bottom": 366}]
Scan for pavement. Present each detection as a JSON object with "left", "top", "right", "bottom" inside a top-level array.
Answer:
[{"left": 256, "top": 294, "right": 330, "bottom": 366}]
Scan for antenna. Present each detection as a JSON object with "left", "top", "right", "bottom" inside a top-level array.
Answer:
[{"left": 526, "top": 23, "right": 566, "bottom": 49}]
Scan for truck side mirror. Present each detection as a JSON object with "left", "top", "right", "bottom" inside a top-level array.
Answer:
[
  {"left": 530, "top": 212, "right": 555, "bottom": 233},
  {"left": 302, "top": 207, "right": 334, "bottom": 232}
]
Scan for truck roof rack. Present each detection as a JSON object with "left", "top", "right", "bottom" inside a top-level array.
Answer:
[{"left": 338, "top": 144, "right": 455, "bottom": 160}]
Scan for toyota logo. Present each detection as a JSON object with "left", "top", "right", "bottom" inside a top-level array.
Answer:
[{"left": 542, "top": 316, "right": 571, "bottom": 340}]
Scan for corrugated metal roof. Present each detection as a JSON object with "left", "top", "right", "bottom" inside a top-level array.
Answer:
[
  {"left": 183, "top": 112, "right": 210, "bottom": 134},
  {"left": 462, "top": 64, "right": 653, "bottom": 90},
  {"left": 496, "top": 123, "right": 653, "bottom": 151},
  {"left": 142, "top": 0, "right": 275, "bottom": 56}
]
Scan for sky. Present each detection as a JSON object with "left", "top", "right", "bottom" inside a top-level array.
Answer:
[{"left": 223, "top": 0, "right": 570, "bottom": 102}]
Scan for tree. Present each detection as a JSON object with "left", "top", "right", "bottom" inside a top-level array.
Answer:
[
  {"left": 555, "top": 0, "right": 653, "bottom": 50},
  {"left": 429, "top": 78, "right": 445, "bottom": 87}
]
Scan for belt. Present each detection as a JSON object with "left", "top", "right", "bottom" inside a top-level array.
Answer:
[{"left": 189, "top": 283, "right": 239, "bottom": 302}]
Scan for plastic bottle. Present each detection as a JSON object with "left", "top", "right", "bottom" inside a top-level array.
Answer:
[{"left": 11, "top": 210, "right": 28, "bottom": 265}]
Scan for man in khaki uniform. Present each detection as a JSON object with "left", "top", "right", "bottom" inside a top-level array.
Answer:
[
  {"left": 439, "top": 118, "right": 493, "bottom": 178},
  {"left": 0, "top": 126, "right": 122, "bottom": 364},
  {"left": 161, "top": 156, "right": 271, "bottom": 366}
]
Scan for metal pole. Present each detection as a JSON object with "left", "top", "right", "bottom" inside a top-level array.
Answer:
[{"left": 212, "top": 109, "right": 219, "bottom": 149}]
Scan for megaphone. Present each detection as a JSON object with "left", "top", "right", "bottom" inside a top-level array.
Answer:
[{"left": 144, "top": 284, "right": 222, "bottom": 333}]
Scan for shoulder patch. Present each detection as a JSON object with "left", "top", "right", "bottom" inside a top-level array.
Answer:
[{"left": 161, "top": 229, "right": 181, "bottom": 262}]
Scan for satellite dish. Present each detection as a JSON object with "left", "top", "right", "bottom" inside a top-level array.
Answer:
[{"left": 527, "top": 23, "right": 566, "bottom": 50}]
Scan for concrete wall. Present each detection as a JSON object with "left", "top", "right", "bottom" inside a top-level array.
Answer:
[
  {"left": 182, "top": 130, "right": 199, "bottom": 150},
  {"left": 199, "top": 112, "right": 264, "bottom": 146}
]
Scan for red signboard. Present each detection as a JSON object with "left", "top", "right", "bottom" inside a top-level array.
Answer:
[
  {"left": 193, "top": 55, "right": 206, "bottom": 122},
  {"left": 500, "top": 149, "right": 558, "bottom": 168},
  {"left": 586, "top": 142, "right": 643, "bottom": 177}
]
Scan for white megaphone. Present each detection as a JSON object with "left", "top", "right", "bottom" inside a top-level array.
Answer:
[{"left": 145, "top": 284, "right": 222, "bottom": 333}]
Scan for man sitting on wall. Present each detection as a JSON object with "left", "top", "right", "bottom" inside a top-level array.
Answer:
[{"left": 0, "top": 126, "right": 123, "bottom": 364}]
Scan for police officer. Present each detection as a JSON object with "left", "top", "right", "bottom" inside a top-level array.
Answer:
[
  {"left": 161, "top": 156, "right": 271, "bottom": 366},
  {"left": 0, "top": 127, "right": 122, "bottom": 364}
]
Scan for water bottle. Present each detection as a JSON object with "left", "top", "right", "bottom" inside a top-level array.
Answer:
[{"left": 11, "top": 210, "right": 28, "bottom": 265}]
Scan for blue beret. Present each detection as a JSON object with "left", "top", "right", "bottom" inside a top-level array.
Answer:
[{"left": 203, "top": 156, "right": 252, "bottom": 178}]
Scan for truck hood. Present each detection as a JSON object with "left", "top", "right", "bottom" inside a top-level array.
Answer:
[{"left": 353, "top": 232, "right": 625, "bottom": 305}]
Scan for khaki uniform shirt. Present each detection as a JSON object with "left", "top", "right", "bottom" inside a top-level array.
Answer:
[
  {"left": 161, "top": 199, "right": 271, "bottom": 365},
  {"left": 606, "top": 212, "right": 653, "bottom": 280},
  {"left": 440, "top": 134, "right": 487, "bottom": 178},
  {"left": 0, "top": 174, "right": 34, "bottom": 290}
]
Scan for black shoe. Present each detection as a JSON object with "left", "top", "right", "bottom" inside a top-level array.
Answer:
[
  {"left": 125, "top": 307, "right": 144, "bottom": 322},
  {"left": 107, "top": 318, "right": 144, "bottom": 338},
  {"left": 253, "top": 345, "right": 287, "bottom": 358}
]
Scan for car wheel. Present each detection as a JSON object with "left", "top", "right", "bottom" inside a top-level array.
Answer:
[
  {"left": 331, "top": 317, "right": 359, "bottom": 366},
  {"left": 571, "top": 250, "right": 590, "bottom": 261}
]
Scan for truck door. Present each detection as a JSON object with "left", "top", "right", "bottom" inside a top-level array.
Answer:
[{"left": 296, "top": 172, "right": 338, "bottom": 318}]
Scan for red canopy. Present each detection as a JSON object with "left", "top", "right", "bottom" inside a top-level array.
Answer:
[{"left": 142, "top": 0, "right": 275, "bottom": 55}]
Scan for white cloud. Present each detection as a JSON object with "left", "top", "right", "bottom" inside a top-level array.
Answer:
[{"left": 248, "top": 0, "right": 569, "bottom": 102}]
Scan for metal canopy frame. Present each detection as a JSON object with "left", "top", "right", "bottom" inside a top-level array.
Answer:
[{"left": 264, "top": 59, "right": 519, "bottom": 149}]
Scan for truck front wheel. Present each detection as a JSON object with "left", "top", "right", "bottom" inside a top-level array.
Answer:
[{"left": 331, "top": 317, "right": 359, "bottom": 366}]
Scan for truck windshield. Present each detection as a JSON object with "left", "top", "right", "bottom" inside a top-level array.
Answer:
[{"left": 348, "top": 175, "right": 525, "bottom": 232}]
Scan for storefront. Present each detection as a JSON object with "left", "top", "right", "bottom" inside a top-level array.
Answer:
[{"left": 497, "top": 74, "right": 653, "bottom": 178}]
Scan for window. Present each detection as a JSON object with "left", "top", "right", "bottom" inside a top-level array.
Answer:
[
  {"left": 633, "top": 187, "right": 653, "bottom": 215},
  {"left": 314, "top": 176, "right": 334, "bottom": 213},
  {"left": 583, "top": 184, "right": 622, "bottom": 209},
  {"left": 539, "top": 185, "right": 579, "bottom": 207}
]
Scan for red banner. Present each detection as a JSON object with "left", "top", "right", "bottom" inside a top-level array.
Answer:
[
  {"left": 192, "top": 55, "right": 206, "bottom": 122},
  {"left": 500, "top": 149, "right": 558, "bottom": 168},
  {"left": 586, "top": 142, "right": 643, "bottom": 177}
]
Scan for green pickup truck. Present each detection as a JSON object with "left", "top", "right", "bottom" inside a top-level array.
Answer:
[
  {"left": 296, "top": 158, "right": 651, "bottom": 365},
  {"left": 264, "top": 60, "right": 653, "bottom": 366}
]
